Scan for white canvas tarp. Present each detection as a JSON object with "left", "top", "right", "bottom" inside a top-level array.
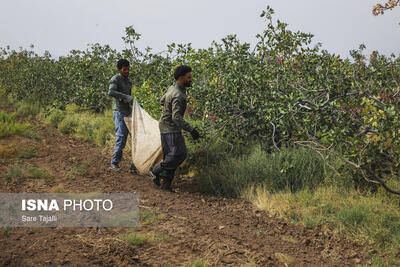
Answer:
[{"left": 125, "top": 100, "right": 162, "bottom": 175}]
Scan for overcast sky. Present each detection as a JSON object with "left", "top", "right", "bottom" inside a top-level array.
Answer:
[{"left": 0, "top": 0, "right": 399, "bottom": 59}]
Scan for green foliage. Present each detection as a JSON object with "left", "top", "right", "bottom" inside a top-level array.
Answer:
[
  {"left": 58, "top": 115, "right": 79, "bottom": 134},
  {"left": 0, "top": 7, "right": 399, "bottom": 263},
  {"left": 4, "top": 165, "right": 23, "bottom": 179},
  {"left": 122, "top": 232, "right": 147, "bottom": 246},
  {"left": 44, "top": 108, "right": 66, "bottom": 128},
  {"left": 122, "top": 231, "right": 166, "bottom": 246},
  {"left": 245, "top": 183, "right": 400, "bottom": 265},
  {"left": 197, "top": 145, "right": 325, "bottom": 197},
  {"left": 16, "top": 147, "right": 37, "bottom": 159},
  {"left": 92, "top": 110, "right": 115, "bottom": 146},
  {"left": 25, "top": 166, "right": 52, "bottom": 179},
  {"left": 1, "top": 5, "right": 400, "bottom": 188},
  {"left": 65, "top": 103, "right": 81, "bottom": 114},
  {"left": 0, "top": 111, "right": 29, "bottom": 138},
  {"left": 14, "top": 100, "right": 41, "bottom": 118},
  {"left": 76, "top": 122, "right": 95, "bottom": 141},
  {"left": 337, "top": 204, "right": 372, "bottom": 227},
  {"left": 69, "top": 163, "right": 88, "bottom": 176},
  {"left": 335, "top": 200, "right": 400, "bottom": 256},
  {"left": 93, "top": 123, "right": 114, "bottom": 146},
  {"left": 42, "top": 105, "right": 114, "bottom": 145},
  {"left": 140, "top": 210, "right": 166, "bottom": 225},
  {"left": 369, "top": 256, "right": 395, "bottom": 267},
  {"left": 184, "top": 261, "right": 208, "bottom": 267},
  {"left": 133, "top": 82, "right": 163, "bottom": 119},
  {"left": 2, "top": 164, "right": 50, "bottom": 180},
  {"left": 0, "top": 44, "right": 119, "bottom": 111},
  {"left": 322, "top": 156, "right": 359, "bottom": 190}
]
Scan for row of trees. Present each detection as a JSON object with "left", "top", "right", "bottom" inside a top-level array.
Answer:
[{"left": 1, "top": 6, "right": 399, "bottom": 193}]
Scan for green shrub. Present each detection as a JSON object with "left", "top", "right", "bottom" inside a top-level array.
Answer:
[
  {"left": 16, "top": 147, "right": 37, "bottom": 159},
  {"left": 122, "top": 231, "right": 165, "bottom": 246},
  {"left": 91, "top": 112, "right": 114, "bottom": 145},
  {"left": 74, "top": 110, "right": 114, "bottom": 144},
  {"left": 322, "top": 156, "right": 358, "bottom": 190},
  {"left": 74, "top": 114, "right": 96, "bottom": 141},
  {"left": 25, "top": 166, "right": 52, "bottom": 179},
  {"left": 337, "top": 204, "right": 372, "bottom": 227},
  {"left": 65, "top": 103, "right": 81, "bottom": 114},
  {"left": 94, "top": 124, "right": 114, "bottom": 146},
  {"left": 58, "top": 115, "right": 79, "bottom": 134},
  {"left": 3, "top": 165, "right": 23, "bottom": 179},
  {"left": 44, "top": 108, "right": 66, "bottom": 128},
  {"left": 184, "top": 260, "right": 208, "bottom": 267},
  {"left": 140, "top": 210, "right": 166, "bottom": 225},
  {"left": 40, "top": 105, "right": 114, "bottom": 145},
  {"left": 0, "top": 88, "right": 10, "bottom": 107},
  {"left": 69, "top": 164, "right": 88, "bottom": 176},
  {"left": 2, "top": 164, "right": 51, "bottom": 180},
  {"left": 76, "top": 122, "right": 95, "bottom": 141},
  {"left": 197, "top": 145, "right": 325, "bottom": 197},
  {"left": 370, "top": 256, "right": 396, "bottom": 267},
  {"left": 14, "top": 101, "right": 41, "bottom": 118},
  {"left": 185, "top": 138, "right": 230, "bottom": 172},
  {"left": 265, "top": 147, "right": 326, "bottom": 192},
  {"left": 0, "top": 111, "right": 29, "bottom": 138},
  {"left": 42, "top": 106, "right": 114, "bottom": 144}
]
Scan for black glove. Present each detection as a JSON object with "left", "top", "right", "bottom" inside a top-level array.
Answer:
[
  {"left": 124, "top": 95, "right": 134, "bottom": 104},
  {"left": 190, "top": 129, "right": 200, "bottom": 140}
]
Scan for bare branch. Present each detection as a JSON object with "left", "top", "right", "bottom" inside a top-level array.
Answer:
[
  {"left": 369, "top": 96, "right": 386, "bottom": 106},
  {"left": 355, "top": 126, "right": 378, "bottom": 138},
  {"left": 270, "top": 121, "right": 281, "bottom": 151},
  {"left": 373, "top": 1, "right": 400, "bottom": 15}
]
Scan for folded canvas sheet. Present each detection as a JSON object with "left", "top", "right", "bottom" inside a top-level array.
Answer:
[{"left": 125, "top": 100, "right": 162, "bottom": 174}]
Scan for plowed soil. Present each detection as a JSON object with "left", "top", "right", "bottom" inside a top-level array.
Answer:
[{"left": 0, "top": 113, "right": 369, "bottom": 266}]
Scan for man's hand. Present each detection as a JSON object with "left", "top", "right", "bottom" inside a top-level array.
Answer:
[
  {"left": 190, "top": 128, "right": 200, "bottom": 140},
  {"left": 124, "top": 95, "right": 134, "bottom": 104}
]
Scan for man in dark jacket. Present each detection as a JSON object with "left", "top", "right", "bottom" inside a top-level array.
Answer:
[
  {"left": 149, "top": 65, "right": 200, "bottom": 191},
  {"left": 108, "top": 59, "right": 134, "bottom": 171}
]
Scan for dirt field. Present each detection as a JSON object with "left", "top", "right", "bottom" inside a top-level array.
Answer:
[{"left": 0, "top": 116, "right": 369, "bottom": 266}]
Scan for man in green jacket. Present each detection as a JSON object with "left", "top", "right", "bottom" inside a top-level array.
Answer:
[
  {"left": 108, "top": 59, "right": 134, "bottom": 171},
  {"left": 150, "top": 65, "right": 200, "bottom": 191}
]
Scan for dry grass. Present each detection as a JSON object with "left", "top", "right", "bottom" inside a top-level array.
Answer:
[
  {"left": 184, "top": 260, "right": 209, "bottom": 267},
  {"left": 3, "top": 164, "right": 52, "bottom": 180},
  {"left": 243, "top": 184, "right": 400, "bottom": 265},
  {"left": 242, "top": 185, "right": 292, "bottom": 218},
  {"left": 140, "top": 210, "right": 166, "bottom": 225},
  {"left": 121, "top": 231, "right": 167, "bottom": 246},
  {"left": 0, "top": 143, "right": 17, "bottom": 158},
  {"left": 274, "top": 252, "right": 295, "bottom": 266},
  {"left": 50, "top": 184, "right": 68, "bottom": 193}
]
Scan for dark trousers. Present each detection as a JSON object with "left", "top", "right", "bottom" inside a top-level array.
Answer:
[{"left": 155, "top": 132, "right": 187, "bottom": 180}]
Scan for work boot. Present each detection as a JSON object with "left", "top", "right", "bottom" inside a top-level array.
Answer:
[
  {"left": 110, "top": 163, "right": 121, "bottom": 172},
  {"left": 149, "top": 166, "right": 161, "bottom": 187},
  {"left": 160, "top": 176, "right": 174, "bottom": 192}
]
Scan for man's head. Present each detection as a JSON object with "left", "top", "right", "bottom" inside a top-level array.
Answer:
[
  {"left": 117, "top": 59, "right": 130, "bottom": 77},
  {"left": 174, "top": 65, "right": 192, "bottom": 88}
]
